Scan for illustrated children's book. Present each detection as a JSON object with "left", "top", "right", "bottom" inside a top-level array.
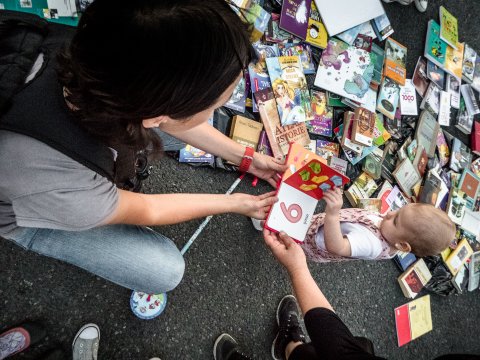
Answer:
[
  {"left": 424, "top": 20, "right": 447, "bottom": 69},
  {"left": 384, "top": 38, "right": 407, "bottom": 86},
  {"left": 249, "top": 42, "right": 279, "bottom": 112},
  {"left": 397, "top": 259, "right": 432, "bottom": 299},
  {"left": 266, "top": 13, "right": 296, "bottom": 43},
  {"left": 377, "top": 76, "right": 400, "bottom": 120},
  {"left": 266, "top": 56, "right": 314, "bottom": 125},
  {"left": 265, "top": 145, "right": 349, "bottom": 241},
  {"left": 395, "top": 295, "right": 433, "bottom": 347},
  {"left": 305, "top": 1, "right": 328, "bottom": 49},
  {"left": 314, "top": 38, "right": 375, "bottom": 104},
  {"left": 254, "top": 88, "right": 310, "bottom": 159},
  {"left": 316, "top": 140, "right": 339, "bottom": 161},
  {"left": 439, "top": 6, "right": 458, "bottom": 50},
  {"left": 412, "top": 57, "right": 430, "bottom": 98},
  {"left": 308, "top": 89, "right": 333, "bottom": 136},
  {"left": 279, "top": 0, "right": 312, "bottom": 40},
  {"left": 462, "top": 43, "right": 477, "bottom": 84},
  {"left": 179, "top": 118, "right": 215, "bottom": 164},
  {"left": 278, "top": 43, "right": 316, "bottom": 75},
  {"left": 444, "top": 41, "right": 464, "bottom": 80}
]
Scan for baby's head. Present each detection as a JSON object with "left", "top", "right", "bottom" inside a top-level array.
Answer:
[{"left": 380, "top": 203, "right": 456, "bottom": 257}]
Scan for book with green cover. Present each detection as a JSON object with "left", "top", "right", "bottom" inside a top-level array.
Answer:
[
  {"left": 424, "top": 20, "right": 447, "bottom": 69},
  {"left": 439, "top": 6, "right": 458, "bottom": 50}
]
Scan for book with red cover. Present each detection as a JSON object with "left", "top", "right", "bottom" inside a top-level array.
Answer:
[
  {"left": 472, "top": 120, "right": 480, "bottom": 156},
  {"left": 395, "top": 295, "right": 432, "bottom": 347}
]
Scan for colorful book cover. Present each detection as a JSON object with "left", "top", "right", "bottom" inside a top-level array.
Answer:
[
  {"left": 371, "top": 13, "right": 394, "bottom": 41},
  {"left": 395, "top": 295, "right": 432, "bottom": 347},
  {"left": 458, "top": 169, "right": 480, "bottom": 200},
  {"left": 179, "top": 145, "right": 214, "bottom": 164},
  {"left": 449, "top": 138, "right": 472, "bottom": 173},
  {"left": 307, "top": 90, "right": 333, "bottom": 136},
  {"left": 224, "top": 75, "right": 247, "bottom": 113},
  {"left": 376, "top": 180, "right": 393, "bottom": 214},
  {"left": 282, "top": 142, "right": 329, "bottom": 181},
  {"left": 372, "top": 113, "right": 391, "bottom": 146},
  {"left": 229, "top": 115, "right": 263, "bottom": 149},
  {"left": 341, "top": 111, "right": 364, "bottom": 154},
  {"left": 266, "top": 56, "right": 314, "bottom": 125},
  {"left": 426, "top": 60, "right": 445, "bottom": 89},
  {"left": 328, "top": 156, "right": 348, "bottom": 175},
  {"left": 265, "top": 13, "right": 296, "bottom": 43},
  {"left": 352, "top": 107, "right": 376, "bottom": 146},
  {"left": 436, "top": 130, "right": 450, "bottom": 167},
  {"left": 370, "top": 43, "right": 385, "bottom": 87},
  {"left": 337, "top": 23, "right": 362, "bottom": 45},
  {"left": 357, "top": 198, "right": 381, "bottom": 212},
  {"left": 447, "top": 188, "right": 468, "bottom": 225},
  {"left": 316, "top": 140, "right": 339, "bottom": 161},
  {"left": 445, "top": 239, "right": 474, "bottom": 275},
  {"left": 462, "top": 43, "right": 477, "bottom": 84},
  {"left": 362, "top": 147, "right": 383, "bottom": 180},
  {"left": 412, "top": 57, "right": 430, "bottom": 98},
  {"left": 446, "top": 73, "right": 461, "bottom": 109},
  {"left": 279, "top": 0, "right": 311, "bottom": 40},
  {"left": 424, "top": 20, "right": 447, "bottom": 69},
  {"left": 445, "top": 41, "right": 464, "bottom": 80},
  {"left": 376, "top": 76, "right": 400, "bottom": 120},
  {"left": 439, "top": 6, "right": 458, "bottom": 49},
  {"left": 305, "top": 1, "right": 328, "bottom": 49},
  {"left": 386, "top": 185, "right": 410, "bottom": 211},
  {"left": 326, "top": 91, "right": 347, "bottom": 107},
  {"left": 278, "top": 43, "right": 315, "bottom": 75},
  {"left": 344, "top": 172, "right": 378, "bottom": 206},
  {"left": 472, "top": 121, "right": 480, "bottom": 156},
  {"left": 398, "top": 259, "right": 432, "bottom": 299},
  {"left": 254, "top": 87, "right": 310, "bottom": 159},
  {"left": 314, "top": 38, "right": 375, "bottom": 104},
  {"left": 393, "top": 159, "right": 421, "bottom": 198},
  {"left": 394, "top": 252, "right": 418, "bottom": 272},
  {"left": 384, "top": 38, "right": 407, "bottom": 86},
  {"left": 353, "top": 34, "right": 372, "bottom": 52},
  {"left": 256, "top": 130, "right": 273, "bottom": 157},
  {"left": 244, "top": 3, "right": 271, "bottom": 43}
]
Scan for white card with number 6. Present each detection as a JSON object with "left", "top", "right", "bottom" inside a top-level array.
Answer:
[{"left": 265, "top": 183, "right": 317, "bottom": 242}]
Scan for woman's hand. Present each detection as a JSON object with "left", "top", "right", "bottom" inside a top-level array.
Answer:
[
  {"left": 231, "top": 191, "right": 278, "bottom": 220},
  {"left": 323, "top": 188, "right": 343, "bottom": 216},
  {"left": 263, "top": 229, "right": 307, "bottom": 274},
  {"left": 248, "top": 152, "right": 287, "bottom": 188}
]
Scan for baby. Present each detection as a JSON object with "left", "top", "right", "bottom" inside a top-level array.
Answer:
[{"left": 301, "top": 188, "right": 456, "bottom": 262}]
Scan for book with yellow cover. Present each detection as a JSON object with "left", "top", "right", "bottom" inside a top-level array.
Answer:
[
  {"left": 395, "top": 295, "right": 432, "bottom": 347},
  {"left": 445, "top": 238, "right": 474, "bottom": 275},
  {"left": 445, "top": 42, "right": 464, "bottom": 79},
  {"left": 305, "top": 1, "right": 328, "bottom": 49},
  {"left": 384, "top": 38, "right": 407, "bottom": 86}
]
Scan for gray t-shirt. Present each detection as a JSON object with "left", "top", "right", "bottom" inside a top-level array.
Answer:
[{"left": 0, "top": 130, "right": 119, "bottom": 235}]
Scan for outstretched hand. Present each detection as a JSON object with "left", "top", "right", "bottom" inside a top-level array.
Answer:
[
  {"left": 232, "top": 191, "right": 278, "bottom": 220},
  {"left": 323, "top": 187, "right": 343, "bottom": 215},
  {"left": 263, "top": 228, "right": 307, "bottom": 274},
  {"left": 248, "top": 152, "right": 287, "bottom": 188}
]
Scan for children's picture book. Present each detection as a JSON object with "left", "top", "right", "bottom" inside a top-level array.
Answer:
[
  {"left": 458, "top": 169, "right": 480, "bottom": 201},
  {"left": 308, "top": 90, "right": 333, "bottom": 136},
  {"left": 249, "top": 42, "right": 279, "bottom": 112},
  {"left": 254, "top": 87, "right": 310, "bottom": 159},
  {"left": 370, "top": 43, "right": 385, "bottom": 89},
  {"left": 266, "top": 56, "right": 314, "bottom": 125},
  {"left": 344, "top": 172, "right": 378, "bottom": 206},
  {"left": 377, "top": 77, "right": 400, "bottom": 120},
  {"left": 462, "top": 43, "right": 477, "bottom": 84},
  {"left": 279, "top": 0, "right": 311, "bottom": 40},
  {"left": 436, "top": 130, "right": 450, "bottom": 167},
  {"left": 357, "top": 198, "right": 381, "bottom": 212},
  {"left": 395, "top": 295, "right": 432, "bottom": 347},
  {"left": 397, "top": 259, "right": 432, "bottom": 299},
  {"left": 447, "top": 188, "right": 468, "bottom": 225},
  {"left": 437, "top": 91, "right": 451, "bottom": 126},
  {"left": 446, "top": 73, "right": 460, "bottom": 109},
  {"left": 460, "top": 84, "right": 480, "bottom": 116},
  {"left": 468, "top": 251, "right": 480, "bottom": 291},
  {"left": 353, "top": 34, "right": 373, "bottom": 52},
  {"left": 373, "top": 113, "right": 391, "bottom": 147},
  {"left": 179, "top": 145, "right": 214, "bottom": 164},
  {"left": 455, "top": 97, "right": 474, "bottom": 134},
  {"left": 328, "top": 156, "right": 348, "bottom": 175},
  {"left": 316, "top": 140, "right": 339, "bottom": 161},
  {"left": 362, "top": 147, "right": 383, "bottom": 180},
  {"left": 225, "top": 76, "right": 247, "bottom": 113},
  {"left": 278, "top": 43, "right": 316, "bottom": 75},
  {"left": 384, "top": 38, "right": 407, "bottom": 86},
  {"left": 426, "top": 60, "right": 445, "bottom": 89},
  {"left": 386, "top": 185, "right": 410, "bottom": 211},
  {"left": 305, "top": 1, "right": 328, "bottom": 49},
  {"left": 449, "top": 138, "right": 472, "bottom": 173},
  {"left": 393, "top": 252, "right": 417, "bottom": 272},
  {"left": 399, "top": 79, "right": 418, "bottom": 116},
  {"left": 352, "top": 107, "right": 376, "bottom": 146},
  {"left": 412, "top": 57, "right": 430, "bottom": 97},
  {"left": 266, "top": 146, "right": 349, "bottom": 241},
  {"left": 371, "top": 13, "right": 394, "bottom": 41},
  {"left": 445, "top": 239, "right": 474, "bottom": 275},
  {"left": 282, "top": 142, "right": 330, "bottom": 181},
  {"left": 439, "top": 6, "right": 458, "bottom": 49},
  {"left": 393, "top": 159, "right": 421, "bottom": 198},
  {"left": 229, "top": 115, "right": 263, "bottom": 149},
  {"left": 424, "top": 20, "right": 447, "bottom": 69},
  {"left": 314, "top": 38, "right": 375, "bottom": 104},
  {"left": 337, "top": 23, "right": 363, "bottom": 45},
  {"left": 420, "top": 82, "right": 441, "bottom": 115},
  {"left": 444, "top": 41, "right": 464, "bottom": 80},
  {"left": 415, "top": 110, "right": 440, "bottom": 158}
]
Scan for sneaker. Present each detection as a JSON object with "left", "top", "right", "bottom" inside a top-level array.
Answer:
[
  {"left": 414, "top": 0, "right": 428, "bottom": 12},
  {"left": 213, "top": 334, "right": 247, "bottom": 360},
  {"left": 72, "top": 324, "right": 100, "bottom": 360},
  {"left": 271, "top": 295, "right": 306, "bottom": 360},
  {"left": 0, "top": 322, "right": 46, "bottom": 359},
  {"left": 382, "top": 0, "right": 412, "bottom": 4}
]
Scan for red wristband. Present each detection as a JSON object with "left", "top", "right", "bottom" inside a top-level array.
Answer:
[{"left": 238, "top": 146, "right": 255, "bottom": 173}]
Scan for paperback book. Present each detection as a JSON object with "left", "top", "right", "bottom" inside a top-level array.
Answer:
[
  {"left": 279, "top": 0, "right": 312, "bottom": 40},
  {"left": 308, "top": 89, "right": 333, "bottom": 136},
  {"left": 362, "top": 147, "right": 383, "bottom": 180},
  {"left": 266, "top": 56, "right": 314, "bottom": 124},
  {"left": 460, "top": 84, "right": 480, "bottom": 116},
  {"left": 373, "top": 113, "right": 391, "bottom": 147},
  {"left": 278, "top": 43, "right": 316, "bottom": 75},
  {"left": 426, "top": 60, "right": 445, "bottom": 89},
  {"left": 437, "top": 91, "right": 451, "bottom": 126},
  {"left": 397, "top": 259, "right": 432, "bottom": 299},
  {"left": 328, "top": 156, "right": 348, "bottom": 175},
  {"left": 344, "top": 172, "right": 378, "bottom": 206},
  {"left": 357, "top": 198, "right": 381, "bottom": 212},
  {"left": 384, "top": 38, "right": 407, "bottom": 86},
  {"left": 415, "top": 110, "right": 440, "bottom": 158},
  {"left": 395, "top": 295, "right": 432, "bottom": 347},
  {"left": 179, "top": 145, "right": 214, "bottom": 164},
  {"left": 249, "top": 42, "right": 279, "bottom": 112},
  {"left": 399, "top": 79, "right": 418, "bottom": 116},
  {"left": 472, "top": 121, "right": 480, "bottom": 155},
  {"left": 351, "top": 107, "right": 376, "bottom": 146},
  {"left": 439, "top": 6, "right": 458, "bottom": 49},
  {"left": 370, "top": 43, "right": 385, "bottom": 89},
  {"left": 376, "top": 180, "right": 393, "bottom": 214},
  {"left": 256, "top": 130, "right": 273, "bottom": 156},
  {"left": 446, "top": 188, "right": 467, "bottom": 226},
  {"left": 472, "top": 56, "right": 480, "bottom": 93},
  {"left": 305, "top": 1, "right": 328, "bottom": 49},
  {"left": 412, "top": 57, "right": 429, "bottom": 98},
  {"left": 420, "top": 82, "right": 441, "bottom": 116},
  {"left": 229, "top": 115, "right": 263, "bottom": 149},
  {"left": 393, "top": 159, "right": 421, "bottom": 197},
  {"left": 458, "top": 169, "right": 480, "bottom": 201},
  {"left": 446, "top": 73, "right": 460, "bottom": 109},
  {"left": 341, "top": 112, "right": 364, "bottom": 154},
  {"left": 337, "top": 23, "right": 362, "bottom": 45},
  {"left": 225, "top": 76, "right": 247, "bottom": 113},
  {"left": 354, "top": 34, "right": 373, "bottom": 52},
  {"left": 467, "top": 251, "right": 480, "bottom": 291},
  {"left": 462, "top": 43, "right": 477, "bottom": 84},
  {"left": 455, "top": 97, "right": 474, "bottom": 134},
  {"left": 316, "top": 140, "right": 339, "bottom": 161},
  {"left": 436, "top": 130, "right": 450, "bottom": 167},
  {"left": 418, "top": 171, "right": 441, "bottom": 206},
  {"left": 386, "top": 186, "right": 410, "bottom": 211},
  {"left": 444, "top": 41, "right": 464, "bottom": 80},
  {"left": 393, "top": 252, "right": 417, "bottom": 272},
  {"left": 377, "top": 77, "right": 401, "bottom": 120},
  {"left": 424, "top": 20, "right": 447, "bottom": 69},
  {"left": 265, "top": 13, "right": 295, "bottom": 43},
  {"left": 371, "top": 13, "right": 394, "bottom": 41},
  {"left": 450, "top": 138, "right": 472, "bottom": 173},
  {"left": 444, "top": 239, "right": 474, "bottom": 275},
  {"left": 314, "top": 38, "right": 375, "bottom": 104}
]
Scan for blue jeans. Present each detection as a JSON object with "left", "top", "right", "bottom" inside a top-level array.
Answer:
[{"left": 3, "top": 225, "right": 185, "bottom": 294}]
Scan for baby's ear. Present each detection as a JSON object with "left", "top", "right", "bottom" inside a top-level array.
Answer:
[{"left": 394, "top": 241, "right": 411, "bottom": 253}]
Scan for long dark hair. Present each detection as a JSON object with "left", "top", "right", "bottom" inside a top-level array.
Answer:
[{"left": 57, "top": 0, "right": 253, "bottom": 152}]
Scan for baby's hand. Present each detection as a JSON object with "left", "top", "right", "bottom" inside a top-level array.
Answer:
[{"left": 323, "top": 188, "right": 343, "bottom": 215}]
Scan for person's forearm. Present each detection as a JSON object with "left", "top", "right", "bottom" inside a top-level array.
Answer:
[
  {"left": 288, "top": 266, "right": 333, "bottom": 314},
  {"left": 323, "top": 213, "right": 351, "bottom": 256},
  {"left": 160, "top": 121, "right": 245, "bottom": 164}
]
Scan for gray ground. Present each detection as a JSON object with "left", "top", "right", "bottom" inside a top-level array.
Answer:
[{"left": 1, "top": 1, "right": 480, "bottom": 359}]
